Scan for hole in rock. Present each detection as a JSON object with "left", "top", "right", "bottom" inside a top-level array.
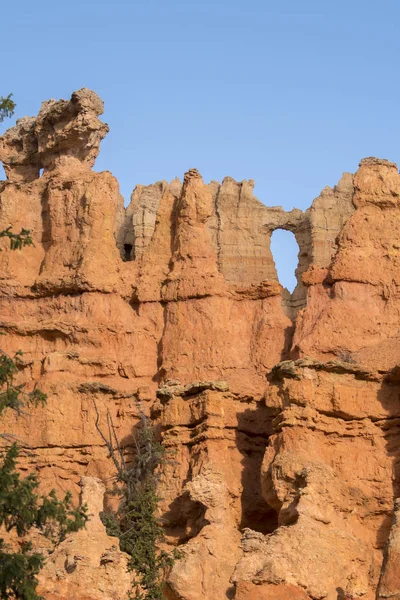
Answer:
[
  {"left": 241, "top": 497, "right": 278, "bottom": 534},
  {"left": 226, "top": 586, "right": 236, "bottom": 599},
  {"left": 238, "top": 441, "right": 279, "bottom": 534},
  {"left": 39, "top": 168, "right": 44, "bottom": 177},
  {"left": 123, "top": 243, "right": 133, "bottom": 261},
  {"left": 0, "top": 164, "right": 5, "bottom": 180},
  {"left": 162, "top": 493, "right": 209, "bottom": 545},
  {"left": 237, "top": 408, "right": 279, "bottom": 535},
  {"left": 270, "top": 229, "right": 299, "bottom": 293}
]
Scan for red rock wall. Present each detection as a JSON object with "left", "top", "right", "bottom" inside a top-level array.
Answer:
[{"left": 1, "top": 90, "right": 399, "bottom": 600}]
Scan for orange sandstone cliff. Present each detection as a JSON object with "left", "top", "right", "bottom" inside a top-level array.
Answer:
[{"left": 0, "top": 89, "right": 399, "bottom": 600}]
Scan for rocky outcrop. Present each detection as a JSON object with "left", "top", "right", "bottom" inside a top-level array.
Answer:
[
  {"left": 0, "top": 90, "right": 399, "bottom": 600},
  {"left": 154, "top": 386, "right": 275, "bottom": 600},
  {"left": 122, "top": 168, "right": 354, "bottom": 315},
  {"left": 232, "top": 361, "right": 396, "bottom": 599},
  {"left": 37, "top": 477, "right": 131, "bottom": 600},
  {"left": 377, "top": 498, "right": 400, "bottom": 600},
  {"left": 293, "top": 158, "right": 400, "bottom": 372},
  {"left": 0, "top": 88, "right": 108, "bottom": 182}
]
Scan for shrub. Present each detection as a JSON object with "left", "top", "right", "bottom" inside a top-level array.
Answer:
[{"left": 95, "top": 406, "right": 179, "bottom": 599}]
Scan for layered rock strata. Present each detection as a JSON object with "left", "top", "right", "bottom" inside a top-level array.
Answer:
[{"left": 0, "top": 89, "right": 399, "bottom": 599}]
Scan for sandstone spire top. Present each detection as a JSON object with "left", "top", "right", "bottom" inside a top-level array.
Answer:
[
  {"left": 184, "top": 168, "right": 202, "bottom": 182},
  {"left": 359, "top": 156, "right": 398, "bottom": 169},
  {"left": 0, "top": 87, "right": 108, "bottom": 182}
]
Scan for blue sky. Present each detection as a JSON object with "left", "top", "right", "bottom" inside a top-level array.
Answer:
[{"left": 2, "top": 0, "right": 400, "bottom": 290}]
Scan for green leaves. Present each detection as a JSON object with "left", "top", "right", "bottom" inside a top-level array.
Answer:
[
  {"left": 0, "top": 444, "right": 87, "bottom": 539},
  {"left": 99, "top": 414, "right": 179, "bottom": 599},
  {"left": 0, "top": 348, "right": 86, "bottom": 600},
  {"left": 0, "top": 539, "right": 44, "bottom": 600},
  {"left": 0, "top": 350, "right": 46, "bottom": 417},
  {"left": 0, "top": 444, "right": 88, "bottom": 599},
  {"left": 37, "top": 490, "right": 88, "bottom": 541},
  {"left": 0, "top": 227, "right": 33, "bottom": 252},
  {"left": 0, "top": 94, "right": 16, "bottom": 123}
]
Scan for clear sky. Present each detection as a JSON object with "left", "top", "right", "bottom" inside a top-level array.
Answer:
[{"left": 2, "top": 0, "right": 400, "bottom": 290}]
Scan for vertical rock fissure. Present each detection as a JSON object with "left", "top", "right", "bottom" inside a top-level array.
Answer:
[{"left": 213, "top": 183, "right": 223, "bottom": 271}]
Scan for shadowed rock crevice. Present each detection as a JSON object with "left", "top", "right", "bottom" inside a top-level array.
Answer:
[
  {"left": 236, "top": 406, "right": 279, "bottom": 535},
  {"left": 238, "top": 437, "right": 279, "bottom": 534},
  {"left": 163, "top": 493, "right": 210, "bottom": 545},
  {"left": 123, "top": 243, "right": 133, "bottom": 261}
]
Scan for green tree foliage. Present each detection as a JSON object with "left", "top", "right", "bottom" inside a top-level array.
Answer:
[
  {"left": 0, "top": 351, "right": 46, "bottom": 418},
  {"left": 0, "top": 228, "right": 42, "bottom": 420},
  {"left": 0, "top": 94, "right": 15, "bottom": 123},
  {"left": 95, "top": 407, "right": 179, "bottom": 600},
  {"left": 0, "top": 225, "right": 87, "bottom": 600},
  {"left": 0, "top": 227, "right": 33, "bottom": 252},
  {"left": 0, "top": 444, "right": 87, "bottom": 600}
]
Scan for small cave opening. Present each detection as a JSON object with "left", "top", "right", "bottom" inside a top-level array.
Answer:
[
  {"left": 239, "top": 443, "right": 279, "bottom": 535},
  {"left": 236, "top": 407, "right": 279, "bottom": 535},
  {"left": 270, "top": 228, "right": 299, "bottom": 293},
  {"left": 162, "top": 493, "right": 209, "bottom": 546},
  {"left": 123, "top": 243, "right": 133, "bottom": 261}
]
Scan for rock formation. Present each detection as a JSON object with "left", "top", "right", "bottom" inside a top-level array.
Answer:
[
  {"left": 37, "top": 477, "right": 132, "bottom": 600},
  {"left": 0, "top": 89, "right": 399, "bottom": 599}
]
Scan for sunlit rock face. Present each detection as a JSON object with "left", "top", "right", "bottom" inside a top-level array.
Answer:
[{"left": 1, "top": 90, "right": 400, "bottom": 600}]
